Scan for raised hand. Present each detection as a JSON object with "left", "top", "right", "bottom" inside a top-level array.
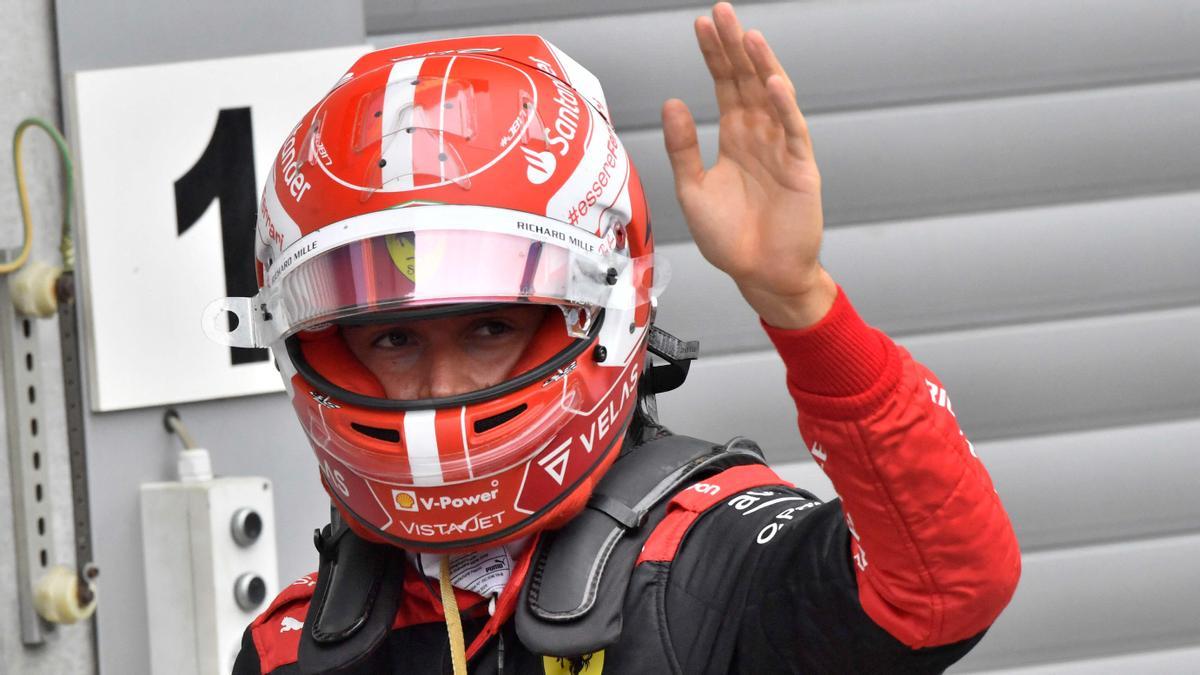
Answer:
[{"left": 662, "top": 2, "right": 837, "bottom": 329}]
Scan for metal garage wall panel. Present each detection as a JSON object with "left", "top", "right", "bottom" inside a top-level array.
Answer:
[
  {"left": 364, "top": 0, "right": 777, "bottom": 34},
  {"left": 626, "top": 80, "right": 1200, "bottom": 242},
  {"left": 656, "top": 191, "right": 1200, "bottom": 355},
  {"left": 772, "top": 417, "right": 1200, "bottom": 553},
  {"left": 981, "top": 644, "right": 1200, "bottom": 674},
  {"left": 372, "top": 4, "right": 1200, "bottom": 240},
  {"left": 976, "top": 419, "right": 1200, "bottom": 552},
  {"left": 907, "top": 306, "right": 1200, "bottom": 441},
  {"left": 56, "top": 0, "right": 365, "bottom": 71},
  {"left": 370, "top": 0, "right": 1200, "bottom": 126},
  {"left": 655, "top": 305, "right": 1200, "bottom": 449},
  {"left": 951, "top": 533, "right": 1200, "bottom": 671}
]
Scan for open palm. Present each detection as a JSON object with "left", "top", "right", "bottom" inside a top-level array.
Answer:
[{"left": 663, "top": 2, "right": 834, "bottom": 328}]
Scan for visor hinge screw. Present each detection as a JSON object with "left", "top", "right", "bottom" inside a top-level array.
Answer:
[
  {"left": 628, "top": 322, "right": 636, "bottom": 334},
  {"left": 593, "top": 345, "right": 608, "bottom": 363},
  {"left": 605, "top": 267, "right": 619, "bottom": 285}
]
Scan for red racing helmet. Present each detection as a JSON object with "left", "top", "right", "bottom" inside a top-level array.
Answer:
[{"left": 204, "top": 36, "right": 663, "bottom": 553}]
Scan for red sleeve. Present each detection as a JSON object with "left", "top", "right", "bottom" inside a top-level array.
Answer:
[{"left": 761, "top": 286, "right": 1021, "bottom": 648}]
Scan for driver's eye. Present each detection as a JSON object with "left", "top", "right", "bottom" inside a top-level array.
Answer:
[
  {"left": 373, "top": 330, "right": 412, "bottom": 348},
  {"left": 477, "top": 320, "right": 511, "bottom": 337}
]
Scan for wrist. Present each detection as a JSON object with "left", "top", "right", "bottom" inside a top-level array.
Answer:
[
  {"left": 741, "top": 267, "right": 839, "bottom": 330},
  {"left": 760, "top": 283, "right": 899, "bottom": 409}
]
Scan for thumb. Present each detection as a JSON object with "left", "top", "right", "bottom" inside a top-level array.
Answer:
[{"left": 661, "top": 99, "right": 704, "bottom": 193}]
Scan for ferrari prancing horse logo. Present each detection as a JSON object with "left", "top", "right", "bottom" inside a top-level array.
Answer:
[{"left": 543, "top": 650, "right": 604, "bottom": 674}]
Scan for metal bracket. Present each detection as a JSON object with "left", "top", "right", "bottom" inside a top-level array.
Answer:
[
  {"left": 58, "top": 271, "right": 98, "bottom": 650},
  {"left": 1, "top": 251, "right": 57, "bottom": 645},
  {"left": 644, "top": 325, "right": 700, "bottom": 395}
]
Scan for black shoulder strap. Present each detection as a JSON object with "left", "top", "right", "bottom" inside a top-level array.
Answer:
[
  {"left": 297, "top": 509, "right": 408, "bottom": 675},
  {"left": 515, "top": 434, "right": 766, "bottom": 657}
]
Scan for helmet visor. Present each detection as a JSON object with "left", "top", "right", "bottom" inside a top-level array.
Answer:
[{"left": 204, "top": 208, "right": 656, "bottom": 349}]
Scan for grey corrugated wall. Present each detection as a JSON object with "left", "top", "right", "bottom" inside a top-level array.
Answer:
[
  {"left": 28, "top": 1, "right": 1198, "bottom": 673},
  {"left": 371, "top": 1, "right": 1200, "bottom": 672}
]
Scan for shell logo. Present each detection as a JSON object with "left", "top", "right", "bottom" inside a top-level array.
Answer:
[{"left": 391, "top": 489, "right": 418, "bottom": 512}]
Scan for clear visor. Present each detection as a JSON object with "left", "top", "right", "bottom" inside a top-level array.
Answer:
[{"left": 205, "top": 218, "right": 663, "bottom": 349}]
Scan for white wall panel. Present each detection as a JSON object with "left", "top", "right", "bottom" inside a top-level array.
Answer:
[
  {"left": 371, "top": 0, "right": 1200, "bottom": 125},
  {"left": 656, "top": 306, "right": 1200, "bottom": 448},
  {"left": 772, "top": 418, "right": 1200, "bottom": 553},
  {"left": 656, "top": 191, "right": 1200, "bottom": 355},
  {"left": 951, "top": 533, "right": 1200, "bottom": 671}
]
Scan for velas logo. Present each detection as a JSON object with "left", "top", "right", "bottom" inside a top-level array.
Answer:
[
  {"left": 521, "top": 146, "right": 556, "bottom": 184},
  {"left": 392, "top": 489, "right": 418, "bottom": 512}
]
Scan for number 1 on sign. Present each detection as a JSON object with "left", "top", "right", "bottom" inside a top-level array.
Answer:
[{"left": 174, "top": 107, "right": 268, "bottom": 366}]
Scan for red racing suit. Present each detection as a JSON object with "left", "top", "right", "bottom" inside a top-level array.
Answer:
[{"left": 235, "top": 287, "right": 1021, "bottom": 673}]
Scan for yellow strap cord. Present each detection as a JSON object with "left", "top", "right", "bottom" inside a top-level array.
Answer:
[
  {"left": 439, "top": 556, "right": 469, "bottom": 675},
  {"left": 3, "top": 118, "right": 75, "bottom": 275}
]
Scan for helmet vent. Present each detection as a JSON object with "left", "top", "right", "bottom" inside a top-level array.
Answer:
[
  {"left": 350, "top": 422, "right": 401, "bottom": 443},
  {"left": 473, "top": 404, "right": 528, "bottom": 434}
]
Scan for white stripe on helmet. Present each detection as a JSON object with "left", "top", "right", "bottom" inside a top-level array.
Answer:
[
  {"left": 380, "top": 57, "right": 425, "bottom": 189},
  {"left": 403, "top": 409, "right": 444, "bottom": 485}
]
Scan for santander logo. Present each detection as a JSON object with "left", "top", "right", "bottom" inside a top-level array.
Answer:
[{"left": 521, "top": 146, "right": 557, "bottom": 184}]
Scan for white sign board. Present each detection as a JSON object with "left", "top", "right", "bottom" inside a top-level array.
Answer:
[{"left": 68, "top": 45, "right": 369, "bottom": 411}]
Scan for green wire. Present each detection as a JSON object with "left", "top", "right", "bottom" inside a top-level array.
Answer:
[{"left": 11, "top": 117, "right": 76, "bottom": 272}]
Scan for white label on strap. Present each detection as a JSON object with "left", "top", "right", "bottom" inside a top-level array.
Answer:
[{"left": 418, "top": 536, "right": 530, "bottom": 599}]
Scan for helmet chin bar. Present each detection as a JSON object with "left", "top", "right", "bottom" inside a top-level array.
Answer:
[
  {"left": 331, "top": 403, "right": 636, "bottom": 553},
  {"left": 287, "top": 307, "right": 606, "bottom": 411}
]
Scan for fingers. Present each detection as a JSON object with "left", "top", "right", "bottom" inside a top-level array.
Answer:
[
  {"left": 765, "top": 74, "right": 812, "bottom": 159},
  {"left": 711, "top": 2, "right": 767, "bottom": 108},
  {"left": 694, "top": 15, "right": 739, "bottom": 115},
  {"left": 661, "top": 99, "right": 705, "bottom": 190},
  {"left": 744, "top": 29, "right": 795, "bottom": 100},
  {"left": 688, "top": 3, "right": 811, "bottom": 157},
  {"left": 738, "top": 19, "right": 813, "bottom": 155}
]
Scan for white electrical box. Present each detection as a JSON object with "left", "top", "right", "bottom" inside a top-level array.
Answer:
[{"left": 140, "top": 475, "right": 279, "bottom": 675}]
